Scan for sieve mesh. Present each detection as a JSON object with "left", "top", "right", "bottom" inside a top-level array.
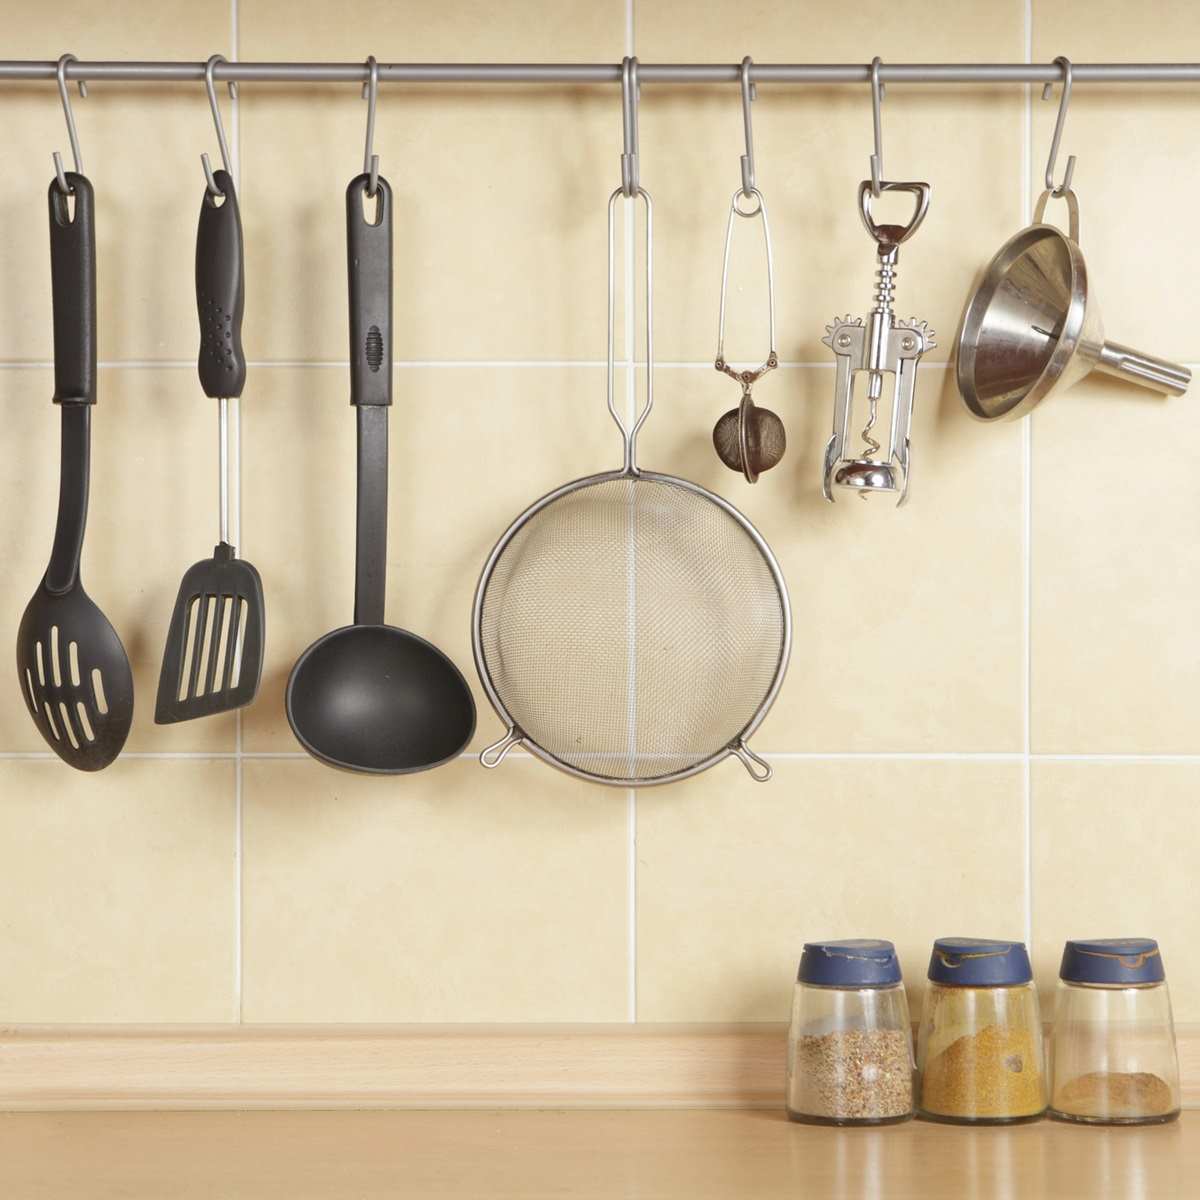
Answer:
[{"left": 477, "top": 472, "right": 787, "bottom": 784}]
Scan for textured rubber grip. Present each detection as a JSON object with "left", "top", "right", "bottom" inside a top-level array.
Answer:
[
  {"left": 48, "top": 172, "right": 97, "bottom": 406},
  {"left": 196, "top": 170, "right": 246, "bottom": 399},
  {"left": 346, "top": 173, "right": 393, "bottom": 407}
]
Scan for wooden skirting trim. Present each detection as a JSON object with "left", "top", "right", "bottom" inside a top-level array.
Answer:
[{"left": 1, "top": 1023, "right": 1197, "bottom": 1111}]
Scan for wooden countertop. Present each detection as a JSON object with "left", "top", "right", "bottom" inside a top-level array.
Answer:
[{"left": 1, "top": 1109, "right": 1195, "bottom": 1198}]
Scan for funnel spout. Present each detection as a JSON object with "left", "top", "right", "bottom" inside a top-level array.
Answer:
[{"left": 1096, "top": 341, "right": 1190, "bottom": 397}]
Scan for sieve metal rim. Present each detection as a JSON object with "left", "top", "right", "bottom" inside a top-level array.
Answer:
[{"left": 470, "top": 465, "right": 792, "bottom": 788}]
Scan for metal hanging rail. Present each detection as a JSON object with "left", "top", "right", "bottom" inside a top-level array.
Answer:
[{"left": 1, "top": 60, "right": 1200, "bottom": 85}]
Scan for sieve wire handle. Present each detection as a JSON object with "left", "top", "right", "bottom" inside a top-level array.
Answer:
[
  {"left": 480, "top": 727, "right": 522, "bottom": 768},
  {"left": 731, "top": 739, "right": 772, "bottom": 782},
  {"left": 607, "top": 185, "right": 654, "bottom": 474}
]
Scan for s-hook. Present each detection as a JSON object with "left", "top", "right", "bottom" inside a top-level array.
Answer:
[
  {"left": 1042, "top": 55, "right": 1076, "bottom": 198},
  {"left": 362, "top": 55, "right": 380, "bottom": 198},
  {"left": 202, "top": 54, "right": 237, "bottom": 199},
  {"left": 869, "top": 56, "right": 885, "bottom": 197},
  {"left": 739, "top": 54, "right": 757, "bottom": 195},
  {"left": 52, "top": 52, "right": 86, "bottom": 195},
  {"left": 620, "top": 56, "right": 640, "bottom": 197},
  {"left": 712, "top": 55, "right": 784, "bottom": 484}
]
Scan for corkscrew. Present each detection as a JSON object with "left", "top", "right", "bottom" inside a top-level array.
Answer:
[{"left": 821, "top": 180, "right": 934, "bottom": 506}]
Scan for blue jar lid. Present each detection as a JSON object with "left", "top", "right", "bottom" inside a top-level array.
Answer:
[
  {"left": 798, "top": 939, "right": 902, "bottom": 987},
  {"left": 927, "top": 937, "right": 1032, "bottom": 986},
  {"left": 1060, "top": 938, "right": 1165, "bottom": 985}
]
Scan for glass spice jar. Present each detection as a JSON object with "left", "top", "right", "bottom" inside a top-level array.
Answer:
[
  {"left": 1049, "top": 938, "right": 1181, "bottom": 1125},
  {"left": 916, "top": 937, "right": 1047, "bottom": 1125},
  {"left": 786, "top": 939, "right": 914, "bottom": 1125}
]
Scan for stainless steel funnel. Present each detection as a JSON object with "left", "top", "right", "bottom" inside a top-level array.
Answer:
[{"left": 957, "top": 191, "right": 1190, "bottom": 421}]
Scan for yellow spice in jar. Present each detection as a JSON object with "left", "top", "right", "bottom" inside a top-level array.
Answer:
[{"left": 921, "top": 1023, "right": 1045, "bottom": 1118}]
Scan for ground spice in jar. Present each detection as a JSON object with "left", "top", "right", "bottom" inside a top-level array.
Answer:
[
  {"left": 1053, "top": 1071, "right": 1174, "bottom": 1119},
  {"left": 920, "top": 1023, "right": 1045, "bottom": 1119},
  {"left": 791, "top": 1029, "right": 913, "bottom": 1121}
]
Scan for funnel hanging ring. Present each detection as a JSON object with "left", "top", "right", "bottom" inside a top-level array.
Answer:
[{"left": 1033, "top": 185, "right": 1080, "bottom": 242}]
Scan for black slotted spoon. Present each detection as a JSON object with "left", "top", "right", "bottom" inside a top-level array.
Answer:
[
  {"left": 155, "top": 169, "right": 264, "bottom": 724},
  {"left": 16, "top": 172, "right": 134, "bottom": 770}
]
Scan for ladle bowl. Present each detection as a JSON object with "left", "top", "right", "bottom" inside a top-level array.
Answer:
[
  {"left": 284, "top": 173, "right": 476, "bottom": 776},
  {"left": 287, "top": 623, "right": 475, "bottom": 774}
]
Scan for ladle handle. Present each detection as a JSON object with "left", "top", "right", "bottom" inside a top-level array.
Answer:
[
  {"left": 347, "top": 173, "right": 393, "bottom": 410},
  {"left": 1096, "top": 341, "right": 1191, "bottom": 397},
  {"left": 196, "top": 169, "right": 246, "bottom": 399},
  {"left": 347, "top": 173, "right": 393, "bottom": 627}
]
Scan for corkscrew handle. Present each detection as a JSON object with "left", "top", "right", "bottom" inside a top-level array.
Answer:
[{"left": 858, "top": 180, "right": 930, "bottom": 251}]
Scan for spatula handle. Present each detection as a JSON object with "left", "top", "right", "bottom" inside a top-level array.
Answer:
[
  {"left": 48, "top": 172, "right": 96, "bottom": 406},
  {"left": 196, "top": 169, "right": 246, "bottom": 399},
  {"left": 346, "top": 174, "right": 393, "bottom": 409}
]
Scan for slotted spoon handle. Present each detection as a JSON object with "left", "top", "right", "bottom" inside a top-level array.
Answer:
[
  {"left": 347, "top": 173, "right": 393, "bottom": 627},
  {"left": 46, "top": 172, "right": 96, "bottom": 595},
  {"left": 49, "top": 172, "right": 96, "bottom": 407},
  {"left": 196, "top": 168, "right": 246, "bottom": 399}
]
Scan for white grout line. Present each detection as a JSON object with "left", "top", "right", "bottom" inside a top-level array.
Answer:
[
  {"left": 231, "top": 0, "right": 245, "bottom": 1026},
  {"left": 4, "top": 750, "right": 1200, "bottom": 764},
  {"left": 1022, "top": 0, "right": 1034, "bottom": 953},
  {"left": 626, "top": 788, "right": 637, "bottom": 1022},
  {"left": 625, "top": 0, "right": 637, "bottom": 1027}
]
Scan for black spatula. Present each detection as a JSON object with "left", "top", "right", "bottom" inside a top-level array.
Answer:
[{"left": 155, "top": 169, "right": 264, "bottom": 724}]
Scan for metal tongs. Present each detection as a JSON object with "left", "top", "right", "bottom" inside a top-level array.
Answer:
[{"left": 712, "top": 57, "right": 785, "bottom": 483}]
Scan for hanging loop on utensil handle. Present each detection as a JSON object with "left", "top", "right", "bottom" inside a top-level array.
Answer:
[
  {"left": 1033, "top": 186, "right": 1080, "bottom": 243},
  {"left": 606, "top": 186, "right": 654, "bottom": 474},
  {"left": 480, "top": 728, "right": 523, "bottom": 769},
  {"left": 858, "top": 180, "right": 930, "bottom": 250},
  {"left": 715, "top": 186, "right": 777, "bottom": 391},
  {"left": 347, "top": 172, "right": 393, "bottom": 627},
  {"left": 731, "top": 738, "right": 772, "bottom": 782}
]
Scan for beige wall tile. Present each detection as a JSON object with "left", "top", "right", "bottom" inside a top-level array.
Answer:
[
  {"left": 0, "top": 760, "right": 236, "bottom": 1021},
  {"left": 1032, "top": 3, "right": 1200, "bottom": 360},
  {"left": 0, "top": 368, "right": 235, "bottom": 753},
  {"left": 636, "top": 1, "right": 1025, "bottom": 364},
  {"left": 238, "top": 0, "right": 626, "bottom": 363},
  {"left": 241, "top": 757, "right": 628, "bottom": 1021},
  {"left": 636, "top": 758, "right": 1026, "bottom": 1021},
  {"left": 1031, "top": 378, "right": 1196, "bottom": 753},
  {"left": 240, "top": 365, "right": 615, "bottom": 753},
  {"left": 0, "top": 3, "right": 234, "bottom": 362},
  {"left": 637, "top": 366, "right": 1025, "bottom": 752},
  {"left": 1032, "top": 761, "right": 1200, "bottom": 1020}
]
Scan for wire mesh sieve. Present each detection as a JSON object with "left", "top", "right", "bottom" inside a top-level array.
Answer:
[{"left": 472, "top": 181, "right": 790, "bottom": 787}]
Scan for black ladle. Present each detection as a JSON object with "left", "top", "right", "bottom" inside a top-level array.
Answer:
[
  {"left": 285, "top": 174, "right": 475, "bottom": 774},
  {"left": 16, "top": 173, "right": 133, "bottom": 771}
]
